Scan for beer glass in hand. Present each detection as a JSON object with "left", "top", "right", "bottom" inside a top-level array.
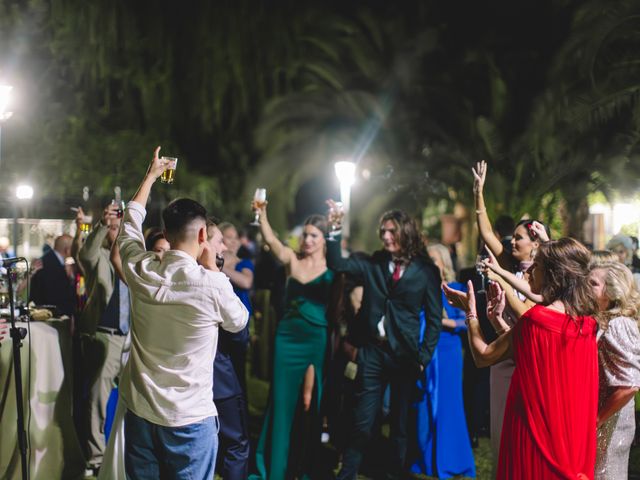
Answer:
[
  {"left": 72, "top": 206, "right": 92, "bottom": 234},
  {"left": 160, "top": 157, "right": 178, "bottom": 184},
  {"left": 80, "top": 215, "right": 93, "bottom": 233},
  {"left": 250, "top": 188, "right": 267, "bottom": 226}
]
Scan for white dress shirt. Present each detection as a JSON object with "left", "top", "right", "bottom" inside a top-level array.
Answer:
[{"left": 117, "top": 201, "right": 248, "bottom": 427}]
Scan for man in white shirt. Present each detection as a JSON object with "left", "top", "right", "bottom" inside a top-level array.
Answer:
[{"left": 117, "top": 147, "right": 248, "bottom": 479}]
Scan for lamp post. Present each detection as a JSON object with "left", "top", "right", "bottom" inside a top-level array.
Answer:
[
  {"left": 334, "top": 160, "right": 356, "bottom": 238},
  {"left": 1, "top": 84, "right": 16, "bottom": 254},
  {"left": 13, "top": 185, "right": 33, "bottom": 257},
  {"left": 0, "top": 83, "right": 13, "bottom": 171}
]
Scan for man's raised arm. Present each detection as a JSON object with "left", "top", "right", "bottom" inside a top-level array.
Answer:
[{"left": 118, "top": 146, "right": 172, "bottom": 266}]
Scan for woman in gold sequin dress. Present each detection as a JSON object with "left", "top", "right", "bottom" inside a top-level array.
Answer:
[{"left": 589, "top": 261, "right": 640, "bottom": 480}]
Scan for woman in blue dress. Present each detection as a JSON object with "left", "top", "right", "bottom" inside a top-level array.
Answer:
[
  {"left": 251, "top": 201, "right": 334, "bottom": 480},
  {"left": 411, "top": 243, "right": 475, "bottom": 479}
]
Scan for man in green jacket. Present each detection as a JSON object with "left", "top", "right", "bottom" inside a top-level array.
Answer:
[
  {"left": 78, "top": 201, "right": 128, "bottom": 475},
  {"left": 328, "top": 206, "right": 442, "bottom": 480}
]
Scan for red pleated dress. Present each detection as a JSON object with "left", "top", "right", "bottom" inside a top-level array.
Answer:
[{"left": 497, "top": 304, "right": 598, "bottom": 480}]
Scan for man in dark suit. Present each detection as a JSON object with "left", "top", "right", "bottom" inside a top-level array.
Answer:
[
  {"left": 327, "top": 207, "right": 442, "bottom": 480},
  {"left": 30, "top": 234, "right": 76, "bottom": 317},
  {"left": 208, "top": 221, "right": 250, "bottom": 480}
]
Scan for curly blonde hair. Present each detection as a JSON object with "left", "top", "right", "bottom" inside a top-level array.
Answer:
[{"left": 591, "top": 261, "right": 640, "bottom": 330}]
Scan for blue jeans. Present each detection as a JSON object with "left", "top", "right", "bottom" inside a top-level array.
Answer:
[{"left": 124, "top": 410, "right": 218, "bottom": 480}]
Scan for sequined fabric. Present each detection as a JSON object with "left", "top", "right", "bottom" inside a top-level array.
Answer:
[{"left": 595, "top": 316, "right": 640, "bottom": 480}]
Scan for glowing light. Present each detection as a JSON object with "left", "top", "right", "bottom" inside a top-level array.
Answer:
[
  {"left": 16, "top": 185, "right": 34, "bottom": 200},
  {"left": 334, "top": 161, "right": 356, "bottom": 187},
  {"left": 0, "top": 84, "right": 13, "bottom": 121}
]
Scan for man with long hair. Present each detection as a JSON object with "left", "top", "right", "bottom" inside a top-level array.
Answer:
[{"left": 326, "top": 205, "right": 442, "bottom": 479}]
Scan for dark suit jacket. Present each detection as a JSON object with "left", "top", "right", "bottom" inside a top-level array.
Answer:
[
  {"left": 213, "top": 328, "right": 249, "bottom": 400},
  {"left": 326, "top": 235, "right": 442, "bottom": 368},
  {"left": 30, "top": 250, "right": 76, "bottom": 316}
]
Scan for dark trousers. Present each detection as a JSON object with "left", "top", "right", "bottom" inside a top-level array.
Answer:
[
  {"left": 228, "top": 343, "right": 248, "bottom": 397},
  {"left": 337, "top": 343, "right": 418, "bottom": 480},
  {"left": 216, "top": 394, "right": 250, "bottom": 480}
]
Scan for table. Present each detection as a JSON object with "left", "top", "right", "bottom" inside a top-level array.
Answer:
[{"left": 0, "top": 319, "right": 85, "bottom": 479}]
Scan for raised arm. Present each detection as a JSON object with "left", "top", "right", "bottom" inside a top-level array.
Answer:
[
  {"left": 486, "top": 270, "right": 532, "bottom": 318},
  {"left": 78, "top": 203, "right": 118, "bottom": 272},
  {"left": 483, "top": 248, "right": 543, "bottom": 303},
  {"left": 473, "top": 161, "right": 511, "bottom": 268},
  {"left": 118, "top": 146, "right": 169, "bottom": 268},
  {"left": 131, "top": 146, "right": 167, "bottom": 208},
  {"left": 254, "top": 202, "right": 296, "bottom": 266},
  {"left": 71, "top": 207, "right": 86, "bottom": 274},
  {"left": 324, "top": 199, "right": 366, "bottom": 278},
  {"left": 443, "top": 281, "right": 513, "bottom": 367}
]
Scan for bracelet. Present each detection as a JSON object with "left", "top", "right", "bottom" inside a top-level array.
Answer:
[
  {"left": 475, "top": 208, "right": 486, "bottom": 214},
  {"left": 465, "top": 313, "right": 478, "bottom": 326}
]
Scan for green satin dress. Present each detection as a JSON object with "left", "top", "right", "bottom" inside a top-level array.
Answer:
[{"left": 253, "top": 269, "right": 334, "bottom": 479}]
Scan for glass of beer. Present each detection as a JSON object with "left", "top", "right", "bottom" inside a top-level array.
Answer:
[
  {"left": 160, "top": 157, "right": 178, "bottom": 184},
  {"left": 80, "top": 215, "right": 93, "bottom": 234},
  {"left": 250, "top": 188, "right": 267, "bottom": 226}
]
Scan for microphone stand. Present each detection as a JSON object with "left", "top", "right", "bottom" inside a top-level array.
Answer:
[{"left": 6, "top": 261, "right": 29, "bottom": 480}]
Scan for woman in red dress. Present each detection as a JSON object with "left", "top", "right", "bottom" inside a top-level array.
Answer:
[{"left": 445, "top": 238, "right": 599, "bottom": 479}]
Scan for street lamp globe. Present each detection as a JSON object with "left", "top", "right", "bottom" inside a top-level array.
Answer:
[
  {"left": 334, "top": 160, "right": 356, "bottom": 187},
  {"left": 16, "top": 185, "right": 34, "bottom": 200},
  {"left": 334, "top": 160, "right": 356, "bottom": 239}
]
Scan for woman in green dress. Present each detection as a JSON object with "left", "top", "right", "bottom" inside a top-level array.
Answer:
[{"left": 251, "top": 201, "right": 334, "bottom": 480}]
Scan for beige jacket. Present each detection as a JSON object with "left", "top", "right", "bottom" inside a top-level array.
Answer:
[{"left": 78, "top": 222, "right": 115, "bottom": 335}]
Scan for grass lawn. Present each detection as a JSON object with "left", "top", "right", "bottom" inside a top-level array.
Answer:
[
  {"left": 246, "top": 374, "right": 640, "bottom": 480},
  {"left": 87, "top": 373, "right": 640, "bottom": 479}
]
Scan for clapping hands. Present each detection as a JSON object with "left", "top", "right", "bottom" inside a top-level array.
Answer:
[
  {"left": 486, "top": 281, "right": 506, "bottom": 324},
  {"left": 442, "top": 280, "right": 477, "bottom": 317}
]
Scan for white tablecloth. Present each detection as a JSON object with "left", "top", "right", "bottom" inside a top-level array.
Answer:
[{"left": 0, "top": 319, "right": 85, "bottom": 479}]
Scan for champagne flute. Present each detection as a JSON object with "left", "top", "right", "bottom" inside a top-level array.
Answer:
[
  {"left": 328, "top": 201, "right": 344, "bottom": 232},
  {"left": 250, "top": 188, "right": 267, "bottom": 226},
  {"left": 476, "top": 252, "right": 490, "bottom": 294},
  {"left": 112, "top": 186, "right": 125, "bottom": 218}
]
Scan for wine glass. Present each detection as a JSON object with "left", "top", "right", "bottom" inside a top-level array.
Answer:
[
  {"left": 250, "top": 188, "right": 267, "bottom": 226},
  {"left": 327, "top": 201, "right": 344, "bottom": 232},
  {"left": 112, "top": 186, "right": 124, "bottom": 218},
  {"left": 475, "top": 252, "right": 490, "bottom": 294}
]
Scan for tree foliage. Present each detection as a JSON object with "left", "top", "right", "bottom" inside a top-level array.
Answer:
[{"left": 0, "top": 0, "right": 638, "bottom": 246}]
